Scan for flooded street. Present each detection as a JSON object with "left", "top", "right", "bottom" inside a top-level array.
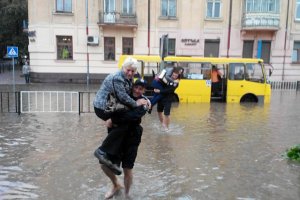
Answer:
[{"left": 0, "top": 91, "right": 300, "bottom": 200}]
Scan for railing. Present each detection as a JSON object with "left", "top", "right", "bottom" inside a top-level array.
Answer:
[
  {"left": 0, "top": 91, "right": 98, "bottom": 114},
  {"left": 0, "top": 92, "right": 20, "bottom": 114},
  {"left": 20, "top": 91, "right": 79, "bottom": 113},
  {"left": 98, "top": 11, "right": 137, "bottom": 26},
  {"left": 242, "top": 12, "right": 280, "bottom": 29},
  {"left": 270, "top": 81, "right": 299, "bottom": 90},
  {"left": 79, "top": 92, "right": 96, "bottom": 114},
  {"left": 1, "top": 84, "right": 299, "bottom": 115}
]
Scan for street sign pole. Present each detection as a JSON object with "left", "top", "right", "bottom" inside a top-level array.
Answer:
[
  {"left": 7, "top": 46, "right": 18, "bottom": 101},
  {"left": 12, "top": 57, "right": 15, "bottom": 95}
]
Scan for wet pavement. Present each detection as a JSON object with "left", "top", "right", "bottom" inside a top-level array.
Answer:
[
  {"left": 0, "top": 66, "right": 25, "bottom": 85},
  {"left": 0, "top": 80, "right": 300, "bottom": 199},
  {"left": 0, "top": 67, "right": 100, "bottom": 92}
]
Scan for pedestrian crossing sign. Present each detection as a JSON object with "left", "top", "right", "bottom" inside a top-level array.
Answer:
[{"left": 7, "top": 46, "right": 18, "bottom": 58}]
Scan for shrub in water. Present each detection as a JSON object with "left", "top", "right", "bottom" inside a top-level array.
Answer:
[{"left": 285, "top": 144, "right": 300, "bottom": 162}]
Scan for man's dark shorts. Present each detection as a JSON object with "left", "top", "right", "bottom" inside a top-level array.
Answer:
[
  {"left": 110, "top": 125, "right": 143, "bottom": 169},
  {"left": 157, "top": 100, "right": 171, "bottom": 116}
]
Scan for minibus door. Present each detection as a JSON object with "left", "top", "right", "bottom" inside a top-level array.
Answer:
[{"left": 226, "top": 63, "right": 247, "bottom": 103}]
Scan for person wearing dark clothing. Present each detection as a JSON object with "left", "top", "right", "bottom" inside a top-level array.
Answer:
[
  {"left": 22, "top": 61, "right": 30, "bottom": 83},
  {"left": 211, "top": 65, "right": 222, "bottom": 96},
  {"left": 148, "top": 67, "right": 182, "bottom": 115},
  {"left": 96, "top": 80, "right": 150, "bottom": 168},
  {"left": 93, "top": 57, "right": 149, "bottom": 176},
  {"left": 150, "top": 67, "right": 183, "bottom": 108},
  {"left": 98, "top": 79, "right": 149, "bottom": 199},
  {"left": 155, "top": 70, "right": 180, "bottom": 131}
]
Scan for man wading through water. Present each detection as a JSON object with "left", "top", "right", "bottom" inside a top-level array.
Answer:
[
  {"left": 100, "top": 79, "right": 150, "bottom": 199},
  {"left": 93, "top": 57, "right": 150, "bottom": 198}
]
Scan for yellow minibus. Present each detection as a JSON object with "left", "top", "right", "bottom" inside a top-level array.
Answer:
[{"left": 118, "top": 55, "right": 271, "bottom": 103}]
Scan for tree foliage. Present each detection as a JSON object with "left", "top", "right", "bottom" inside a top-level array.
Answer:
[{"left": 0, "top": 0, "right": 28, "bottom": 59}]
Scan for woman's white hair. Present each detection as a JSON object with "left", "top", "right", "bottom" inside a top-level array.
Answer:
[{"left": 122, "top": 57, "right": 138, "bottom": 69}]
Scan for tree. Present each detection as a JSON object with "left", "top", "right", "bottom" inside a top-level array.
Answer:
[{"left": 0, "top": 0, "right": 28, "bottom": 62}]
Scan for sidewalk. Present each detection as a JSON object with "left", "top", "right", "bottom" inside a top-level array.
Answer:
[
  {"left": 0, "top": 67, "right": 26, "bottom": 85},
  {"left": 0, "top": 68, "right": 100, "bottom": 92}
]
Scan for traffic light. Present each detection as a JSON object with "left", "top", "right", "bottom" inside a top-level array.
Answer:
[{"left": 160, "top": 34, "right": 168, "bottom": 60}]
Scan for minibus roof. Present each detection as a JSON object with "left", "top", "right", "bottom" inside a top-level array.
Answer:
[
  {"left": 118, "top": 55, "right": 162, "bottom": 68},
  {"left": 164, "top": 56, "right": 264, "bottom": 64}
]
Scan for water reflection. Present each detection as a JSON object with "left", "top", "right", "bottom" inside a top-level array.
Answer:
[{"left": 0, "top": 91, "right": 299, "bottom": 199}]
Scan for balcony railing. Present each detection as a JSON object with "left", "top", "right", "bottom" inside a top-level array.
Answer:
[
  {"left": 242, "top": 13, "right": 280, "bottom": 30},
  {"left": 98, "top": 12, "right": 137, "bottom": 27}
]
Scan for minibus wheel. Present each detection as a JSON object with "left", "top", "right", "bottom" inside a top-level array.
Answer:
[{"left": 240, "top": 94, "right": 258, "bottom": 103}]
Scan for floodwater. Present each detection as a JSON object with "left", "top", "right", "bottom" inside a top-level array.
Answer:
[{"left": 0, "top": 91, "right": 300, "bottom": 200}]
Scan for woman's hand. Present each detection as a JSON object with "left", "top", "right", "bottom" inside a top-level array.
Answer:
[
  {"left": 154, "top": 89, "right": 160, "bottom": 93},
  {"left": 136, "top": 98, "right": 148, "bottom": 106}
]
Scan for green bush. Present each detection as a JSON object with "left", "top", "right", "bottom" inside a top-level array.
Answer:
[{"left": 285, "top": 144, "right": 300, "bottom": 162}]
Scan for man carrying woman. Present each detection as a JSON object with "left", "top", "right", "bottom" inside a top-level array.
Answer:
[
  {"left": 93, "top": 57, "right": 149, "bottom": 174},
  {"left": 93, "top": 57, "right": 150, "bottom": 198}
]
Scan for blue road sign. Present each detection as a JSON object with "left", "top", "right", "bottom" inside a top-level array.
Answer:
[{"left": 7, "top": 46, "right": 18, "bottom": 58}]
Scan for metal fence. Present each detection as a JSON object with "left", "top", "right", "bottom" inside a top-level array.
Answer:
[
  {"left": 0, "top": 92, "right": 20, "bottom": 113},
  {"left": 79, "top": 92, "right": 96, "bottom": 114},
  {"left": 1, "top": 83, "right": 299, "bottom": 115},
  {"left": 0, "top": 91, "right": 97, "bottom": 114},
  {"left": 20, "top": 91, "right": 79, "bottom": 113},
  {"left": 270, "top": 81, "right": 299, "bottom": 90}
]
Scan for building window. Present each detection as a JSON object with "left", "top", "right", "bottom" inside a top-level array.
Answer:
[
  {"left": 104, "top": 37, "right": 115, "bottom": 61},
  {"left": 245, "top": 0, "right": 279, "bottom": 13},
  {"left": 122, "top": 38, "right": 133, "bottom": 55},
  {"left": 206, "top": 0, "right": 221, "bottom": 18},
  {"left": 292, "top": 41, "right": 300, "bottom": 63},
  {"left": 57, "top": 36, "right": 73, "bottom": 60},
  {"left": 168, "top": 38, "right": 176, "bottom": 55},
  {"left": 204, "top": 40, "right": 220, "bottom": 57},
  {"left": 122, "top": 0, "right": 133, "bottom": 15},
  {"left": 56, "top": 0, "right": 72, "bottom": 13},
  {"left": 242, "top": 40, "right": 254, "bottom": 58},
  {"left": 261, "top": 41, "right": 271, "bottom": 64},
  {"left": 105, "top": 0, "right": 115, "bottom": 13},
  {"left": 296, "top": 0, "right": 300, "bottom": 20},
  {"left": 161, "top": 0, "right": 177, "bottom": 17},
  {"left": 104, "top": 0, "right": 116, "bottom": 23}
]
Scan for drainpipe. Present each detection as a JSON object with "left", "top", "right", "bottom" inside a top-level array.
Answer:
[
  {"left": 85, "top": 0, "right": 90, "bottom": 87},
  {"left": 147, "top": 0, "right": 150, "bottom": 55},
  {"left": 282, "top": 0, "right": 290, "bottom": 81},
  {"left": 227, "top": 0, "right": 232, "bottom": 58}
]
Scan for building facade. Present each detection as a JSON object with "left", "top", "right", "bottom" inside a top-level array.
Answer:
[{"left": 28, "top": 0, "right": 300, "bottom": 83}]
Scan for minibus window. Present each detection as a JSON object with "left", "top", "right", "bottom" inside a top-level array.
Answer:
[
  {"left": 246, "top": 63, "right": 264, "bottom": 83},
  {"left": 181, "top": 62, "right": 210, "bottom": 80},
  {"left": 229, "top": 63, "right": 245, "bottom": 80}
]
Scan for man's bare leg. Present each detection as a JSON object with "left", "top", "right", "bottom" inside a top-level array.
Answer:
[
  {"left": 163, "top": 115, "right": 170, "bottom": 129},
  {"left": 157, "top": 112, "right": 163, "bottom": 124},
  {"left": 101, "top": 165, "right": 123, "bottom": 199},
  {"left": 123, "top": 168, "right": 133, "bottom": 198}
]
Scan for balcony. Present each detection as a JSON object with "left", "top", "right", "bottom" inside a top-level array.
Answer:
[
  {"left": 98, "top": 12, "right": 138, "bottom": 28},
  {"left": 242, "top": 13, "right": 280, "bottom": 31}
]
